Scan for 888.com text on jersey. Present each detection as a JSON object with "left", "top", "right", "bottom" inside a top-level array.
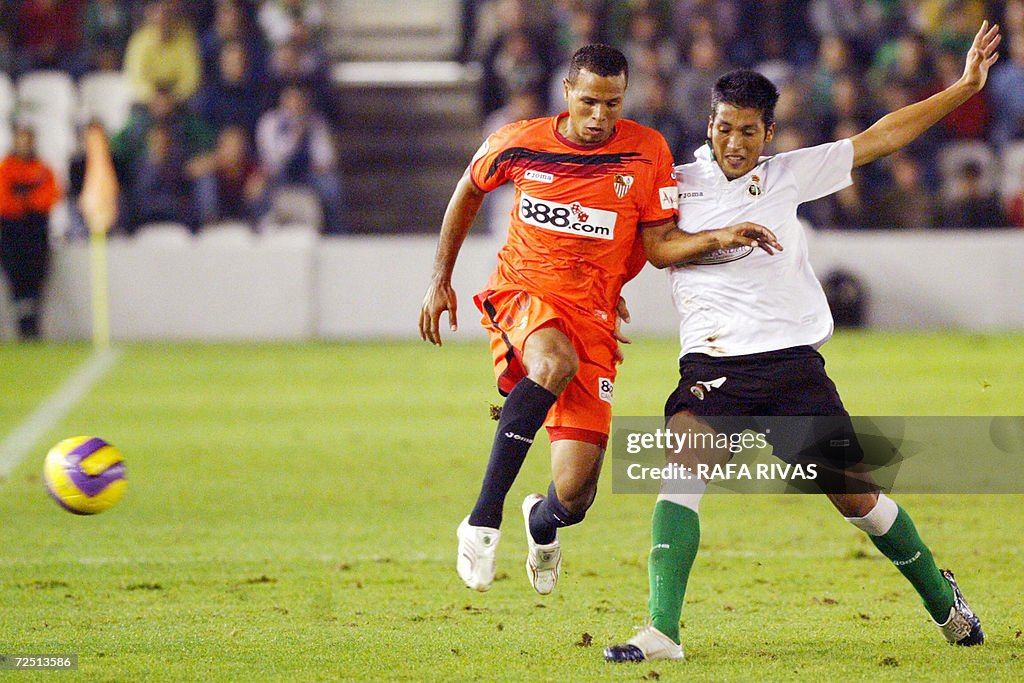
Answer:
[{"left": 518, "top": 192, "right": 617, "bottom": 240}]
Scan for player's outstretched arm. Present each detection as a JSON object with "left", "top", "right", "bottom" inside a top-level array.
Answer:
[
  {"left": 850, "top": 20, "right": 1000, "bottom": 168},
  {"left": 419, "top": 168, "right": 486, "bottom": 346},
  {"left": 642, "top": 220, "right": 782, "bottom": 269}
]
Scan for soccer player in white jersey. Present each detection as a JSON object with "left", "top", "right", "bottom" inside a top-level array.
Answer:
[{"left": 605, "top": 21, "right": 1001, "bottom": 663}]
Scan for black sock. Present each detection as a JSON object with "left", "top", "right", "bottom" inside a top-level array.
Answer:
[
  {"left": 468, "top": 378, "right": 557, "bottom": 528},
  {"left": 528, "top": 481, "right": 586, "bottom": 544}
]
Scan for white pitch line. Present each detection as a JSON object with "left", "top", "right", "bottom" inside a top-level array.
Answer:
[{"left": 0, "top": 347, "right": 121, "bottom": 479}]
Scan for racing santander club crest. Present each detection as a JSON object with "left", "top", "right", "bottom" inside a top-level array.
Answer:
[
  {"left": 613, "top": 174, "right": 634, "bottom": 198},
  {"left": 747, "top": 174, "right": 762, "bottom": 197}
]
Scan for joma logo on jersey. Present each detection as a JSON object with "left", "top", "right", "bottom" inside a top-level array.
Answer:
[
  {"left": 525, "top": 169, "right": 554, "bottom": 183},
  {"left": 519, "top": 192, "right": 617, "bottom": 240}
]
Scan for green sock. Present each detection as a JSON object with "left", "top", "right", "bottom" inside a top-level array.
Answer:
[
  {"left": 648, "top": 500, "right": 700, "bottom": 644},
  {"left": 869, "top": 505, "right": 955, "bottom": 622}
]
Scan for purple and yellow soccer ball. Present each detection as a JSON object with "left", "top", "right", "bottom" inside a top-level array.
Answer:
[{"left": 43, "top": 436, "right": 127, "bottom": 515}]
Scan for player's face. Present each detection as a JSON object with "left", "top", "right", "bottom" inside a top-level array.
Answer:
[
  {"left": 562, "top": 69, "right": 627, "bottom": 145},
  {"left": 707, "top": 103, "right": 775, "bottom": 180}
]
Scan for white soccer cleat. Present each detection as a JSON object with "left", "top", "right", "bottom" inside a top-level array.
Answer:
[
  {"left": 522, "top": 494, "right": 561, "bottom": 595},
  {"left": 456, "top": 516, "right": 500, "bottom": 591},
  {"left": 603, "top": 625, "right": 685, "bottom": 663},
  {"left": 934, "top": 569, "right": 984, "bottom": 646}
]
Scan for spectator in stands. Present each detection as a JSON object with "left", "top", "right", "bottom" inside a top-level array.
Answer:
[
  {"left": 874, "top": 153, "right": 936, "bottom": 229},
  {"left": 123, "top": 0, "right": 202, "bottom": 105},
  {"left": 465, "top": 0, "right": 553, "bottom": 66},
  {"left": 267, "top": 21, "right": 334, "bottom": 117},
  {"left": 988, "top": 33, "right": 1024, "bottom": 148},
  {"left": 807, "top": 35, "right": 855, "bottom": 118},
  {"left": 551, "top": 1, "right": 600, "bottom": 64},
  {"left": 17, "top": 0, "right": 86, "bottom": 75},
  {"left": 604, "top": 0, "right": 673, "bottom": 48},
  {"left": 670, "top": 0, "right": 739, "bottom": 50},
  {"left": 1006, "top": 186, "right": 1024, "bottom": 228},
  {"left": 805, "top": 170, "right": 869, "bottom": 229},
  {"left": 193, "top": 126, "right": 267, "bottom": 224},
  {"left": 770, "top": 127, "right": 809, "bottom": 154},
  {"left": 256, "top": 84, "right": 344, "bottom": 233},
  {"left": 872, "top": 79, "right": 942, "bottom": 176},
  {"left": 198, "top": 40, "right": 265, "bottom": 135},
  {"left": 934, "top": 45, "right": 989, "bottom": 139},
  {"left": 200, "top": 0, "right": 267, "bottom": 83},
  {"left": 870, "top": 33, "right": 934, "bottom": 97},
  {"left": 807, "top": 0, "right": 869, "bottom": 47},
  {"left": 620, "top": 9, "right": 677, "bottom": 79},
  {"left": 258, "top": 0, "right": 326, "bottom": 47},
  {"left": 736, "top": 0, "right": 816, "bottom": 67},
  {"left": 0, "top": 27, "right": 21, "bottom": 76},
  {"left": 910, "top": 0, "right": 984, "bottom": 47},
  {"left": 672, "top": 35, "right": 730, "bottom": 149},
  {"left": 112, "top": 85, "right": 216, "bottom": 185},
  {"left": 483, "top": 87, "right": 543, "bottom": 134},
  {"left": 774, "top": 82, "right": 819, "bottom": 144},
  {"left": 83, "top": 0, "right": 133, "bottom": 72},
  {"left": 938, "top": 160, "right": 1007, "bottom": 228},
  {"left": 799, "top": 120, "right": 868, "bottom": 229},
  {"left": 0, "top": 126, "right": 61, "bottom": 339},
  {"left": 130, "top": 124, "right": 202, "bottom": 230},
  {"left": 932, "top": 1, "right": 985, "bottom": 53},
  {"left": 482, "top": 28, "right": 550, "bottom": 115},
  {"left": 626, "top": 75, "right": 688, "bottom": 162},
  {"left": 1006, "top": 0, "right": 1024, "bottom": 35}
]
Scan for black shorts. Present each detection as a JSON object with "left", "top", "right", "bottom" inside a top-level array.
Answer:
[{"left": 664, "top": 346, "right": 864, "bottom": 473}]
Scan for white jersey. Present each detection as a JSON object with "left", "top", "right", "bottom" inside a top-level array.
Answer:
[{"left": 669, "top": 139, "right": 854, "bottom": 357}]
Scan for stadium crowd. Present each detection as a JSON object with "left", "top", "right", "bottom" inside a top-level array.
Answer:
[
  {"left": 460, "top": 0, "right": 1024, "bottom": 229},
  {"left": 0, "top": 0, "right": 344, "bottom": 237}
]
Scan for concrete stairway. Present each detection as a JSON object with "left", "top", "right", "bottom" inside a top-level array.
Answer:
[
  {"left": 333, "top": 62, "right": 482, "bottom": 234},
  {"left": 326, "top": 2, "right": 485, "bottom": 234}
]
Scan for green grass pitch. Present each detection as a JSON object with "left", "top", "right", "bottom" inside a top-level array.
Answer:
[{"left": 0, "top": 332, "right": 1022, "bottom": 681}]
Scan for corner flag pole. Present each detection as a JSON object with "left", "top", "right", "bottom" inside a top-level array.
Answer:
[
  {"left": 79, "top": 123, "right": 119, "bottom": 349},
  {"left": 89, "top": 228, "right": 110, "bottom": 348}
]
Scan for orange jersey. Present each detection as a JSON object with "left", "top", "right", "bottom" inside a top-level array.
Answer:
[
  {"left": 469, "top": 113, "right": 676, "bottom": 318},
  {"left": 0, "top": 155, "right": 61, "bottom": 220}
]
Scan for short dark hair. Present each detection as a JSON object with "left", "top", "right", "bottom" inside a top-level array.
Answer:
[
  {"left": 566, "top": 44, "right": 628, "bottom": 84},
  {"left": 711, "top": 69, "right": 779, "bottom": 128}
]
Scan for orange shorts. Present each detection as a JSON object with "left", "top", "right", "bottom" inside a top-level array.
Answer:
[{"left": 473, "top": 288, "right": 617, "bottom": 447}]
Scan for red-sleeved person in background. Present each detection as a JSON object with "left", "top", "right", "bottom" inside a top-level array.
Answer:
[{"left": 0, "top": 125, "right": 61, "bottom": 339}]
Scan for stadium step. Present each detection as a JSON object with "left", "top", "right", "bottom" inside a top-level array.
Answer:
[
  {"left": 324, "top": 0, "right": 461, "bottom": 62},
  {"left": 333, "top": 60, "right": 483, "bottom": 235}
]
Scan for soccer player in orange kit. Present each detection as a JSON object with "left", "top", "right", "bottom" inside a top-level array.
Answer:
[{"left": 419, "top": 44, "right": 779, "bottom": 596}]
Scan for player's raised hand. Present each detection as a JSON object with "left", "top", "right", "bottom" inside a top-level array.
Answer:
[
  {"left": 716, "top": 222, "right": 783, "bottom": 255},
  {"left": 961, "top": 20, "right": 1001, "bottom": 92},
  {"left": 612, "top": 296, "right": 632, "bottom": 364},
  {"left": 419, "top": 280, "right": 458, "bottom": 346}
]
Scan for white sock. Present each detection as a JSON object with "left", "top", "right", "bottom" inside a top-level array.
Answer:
[
  {"left": 656, "top": 477, "right": 707, "bottom": 513},
  {"left": 844, "top": 493, "right": 899, "bottom": 536}
]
